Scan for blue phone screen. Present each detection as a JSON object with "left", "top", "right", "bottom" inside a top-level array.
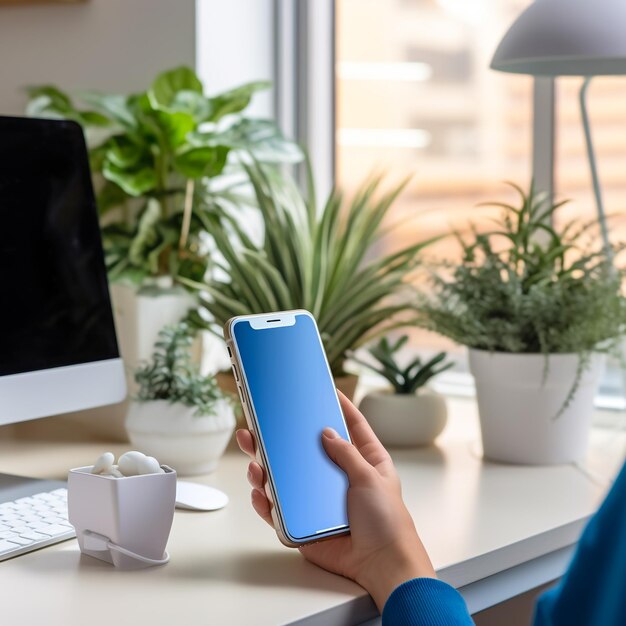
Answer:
[{"left": 233, "top": 313, "right": 349, "bottom": 540}]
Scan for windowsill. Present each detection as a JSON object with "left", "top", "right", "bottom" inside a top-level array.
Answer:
[{"left": 353, "top": 360, "right": 626, "bottom": 428}]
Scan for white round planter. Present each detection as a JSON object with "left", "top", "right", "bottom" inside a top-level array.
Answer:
[
  {"left": 358, "top": 388, "right": 448, "bottom": 448},
  {"left": 126, "top": 399, "right": 236, "bottom": 476},
  {"left": 469, "top": 349, "right": 604, "bottom": 465}
]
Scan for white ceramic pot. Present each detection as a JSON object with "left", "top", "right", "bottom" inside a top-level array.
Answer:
[
  {"left": 71, "top": 282, "right": 199, "bottom": 441},
  {"left": 111, "top": 281, "right": 201, "bottom": 393},
  {"left": 68, "top": 464, "right": 176, "bottom": 569},
  {"left": 126, "top": 399, "right": 236, "bottom": 476},
  {"left": 469, "top": 349, "right": 605, "bottom": 465},
  {"left": 358, "top": 388, "right": 448, "bottom": 447}
]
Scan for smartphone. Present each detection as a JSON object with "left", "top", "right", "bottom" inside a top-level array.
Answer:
[{"left": 224, "top": 310, "right": 350, "bottom": 547}]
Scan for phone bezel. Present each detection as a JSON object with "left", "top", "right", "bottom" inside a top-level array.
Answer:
[{"left": 224, "top": 309, "right": 351, "bottom": 547}]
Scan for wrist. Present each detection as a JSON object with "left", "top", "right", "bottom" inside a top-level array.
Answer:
[{"left": 358, "top": 547, "right": 436, "bottom": 612}]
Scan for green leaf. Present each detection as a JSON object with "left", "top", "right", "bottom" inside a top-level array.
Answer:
[
  {"left": 96, "top": 180, "right": 130, "bottom": 215},
  {"left": 105, "top": 136, "right": 146, "bottom": 168},
  {"left": 103, "top": 159, "right": 157, "bottom": 196},
  {"left": 173, "top": 145, "right": 229, "bottom": 178},
  {"left": 206, "top": 81, "right": 271, "bottom": 122},
  {"left": 154, "top": 110, "right": 196, "bottom": 148},
  {"left": 26, "top": 85, "right": 72, "bottom": 111},
  {"left": 26, "top": 86, "right": 110, "bottom": 127},
  {"left": 191, "top": 119, "right": 303, "bottom": 163},
  {"left": 80, "top": 92, "right": 137, "bottom": 128},
  {"left": 148, "top": 66, "right": 203, "bottom": 111},
  {"left": 168, "top": 90, "right": 212, "bottom": 121}
]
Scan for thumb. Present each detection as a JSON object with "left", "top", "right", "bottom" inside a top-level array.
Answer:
[{"left": 322, "top": 427, "right": 374, "bottom": 485}]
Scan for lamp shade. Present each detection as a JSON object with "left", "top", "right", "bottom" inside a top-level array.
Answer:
[{"left": 491, "top": 0, "right": 626, "bottom": 76}]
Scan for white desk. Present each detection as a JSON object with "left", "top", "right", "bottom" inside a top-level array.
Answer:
[{"left": 0, "top": 398, "right": 624, "bottom": 626}]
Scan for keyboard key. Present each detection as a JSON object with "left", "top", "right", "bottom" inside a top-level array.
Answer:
[
  {"left": 0, "top": 531, "right": 17, "bottom": 539},
  {"left": 15, "top": 496, "right": 36, "bottom": 503},
  {"left": 4, "top": 536, "right": 34, "bottom": 546},
  {"left": 34, "top": 493, "right": 57, "bottom": 502},
  {"left": 0, "top": 540, "right": 22, "bottom": 554},
  {"left": 37, "top": 524, "right": 74, "bottom": 537},
  {"left": 19, "top": 531, "right": 49, "bottom": 542}
]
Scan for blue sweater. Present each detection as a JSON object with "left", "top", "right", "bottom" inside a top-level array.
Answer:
[{"left": 383, "top": 460, "right": 626, "bottom": 626}]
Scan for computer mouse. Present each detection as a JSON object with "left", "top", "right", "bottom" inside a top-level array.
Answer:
[{"left": 175, "top": 481, "right": 229, "bottom": 511}]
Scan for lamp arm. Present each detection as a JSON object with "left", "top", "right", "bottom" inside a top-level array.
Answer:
[{"left": 580, "top": 76, "right": 613, "bottom": 263}]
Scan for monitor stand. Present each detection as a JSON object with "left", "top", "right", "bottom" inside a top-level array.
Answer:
[{"left": 0, "top": 473, "right": 66, "bottom": 503}]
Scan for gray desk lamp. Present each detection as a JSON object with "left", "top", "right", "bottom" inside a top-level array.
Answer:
[{"left": 491, "top": 0, "right": 626, "bottom": 257}]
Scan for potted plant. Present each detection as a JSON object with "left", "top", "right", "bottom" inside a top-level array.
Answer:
[
  {"left": 416, "top": 183, "right": 626, "bottom": 465},
  {"left": 27, "top": 68, "right": 301, "bottom": 368},
  {"left": 27, "top": 68, "right": 300, "bottom": 437},
  {"left": 353, "top": 336, "right": 452, "bottom": 447},
  {"left": 184, "top": 165, "right": 434, "bottom": 399},
  {"left": 126, "top": 323, "right": 235, "bottom": 476}
]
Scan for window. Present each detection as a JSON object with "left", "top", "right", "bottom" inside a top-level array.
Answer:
[
  {"left": 336, "top": 0, "right": 534, "bottom": 351},
  {"left": 335, "top": 0, "right": 626, "bottom": 407}
]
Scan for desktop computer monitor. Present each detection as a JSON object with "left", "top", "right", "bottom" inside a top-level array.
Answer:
[
  {"left": 0, "top": 116, "right": 126, "bottom": 427},
  {"left": 0, "top": 116, "right": 125, "bottom": 561}
]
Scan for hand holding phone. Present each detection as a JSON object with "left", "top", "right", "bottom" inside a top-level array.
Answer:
[
  {"left": 225, "top": 310, "right": 351, "bottom": 545},
  {"left": 236, "top": 390, "right": 437, "bottom": 612}
]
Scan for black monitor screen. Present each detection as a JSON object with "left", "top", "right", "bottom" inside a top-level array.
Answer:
[{"left": 0, "top": 117, "right": 119, "bottom": 377}]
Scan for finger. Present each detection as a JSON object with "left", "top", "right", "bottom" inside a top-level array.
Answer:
[
  {"left": 251, "top": 488, "right": 274, "bottom": 526},
  {"left": 247, "top": 461, "right": 265, "bottom": 491},
  {"left": 337, "top": 390, "right": 391, "bottom": 469},
  {"left": 236, "top": 429, "right": 256, "bottom": 459},
  {"left": 322, "top": 427, "right": 376, "bottom": 485}
]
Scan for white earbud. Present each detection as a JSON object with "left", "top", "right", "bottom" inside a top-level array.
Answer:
[
  {"left": 91, "top": 452, "right": 115, "bottom": 475},
  {"left": 91, "top": 451, "right": 164, "bottom": 478},
  {"left": 136, "top": 455, "right": 164, "bottom": 475},
  {"left": 118, "top": 451, "right": 147, "bottom": 476}
]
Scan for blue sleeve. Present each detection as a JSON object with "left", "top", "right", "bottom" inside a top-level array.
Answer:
[
  {"left": 533, "top": 460, "right": 626, "bottom": 626},
  {"left": 382, "top": 578, "right": 473, "bottom": 626}
]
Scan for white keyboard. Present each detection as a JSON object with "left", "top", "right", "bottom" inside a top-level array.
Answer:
[{"left": 0, "top": 488, "right": 75, "bottom": 561}]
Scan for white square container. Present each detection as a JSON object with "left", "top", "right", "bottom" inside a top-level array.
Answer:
[{"left": 68, "top": 465, "right": 176, "bottom": 569}]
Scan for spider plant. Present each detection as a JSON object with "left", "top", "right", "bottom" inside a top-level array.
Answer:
[
  {"left": 350, "top": 335, "right": 453, "bottom": 394},
  {"left": 184, "top": 164, "right": 435, "bottom": 376}
]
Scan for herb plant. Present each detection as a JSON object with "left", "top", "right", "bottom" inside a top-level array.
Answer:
[
  {"left": 27, "top": 67, "right": 301, "bottom": 286},
  {"left": 134, "top": 323, "right": 224, "bottom": 417},
  {"left": 351, "top": 335, "right": 453, "bottom": 394},
  {"left": 416, "top": 183, "right": 626, "bottom": 356},
  {"left": 184, "top": 164, "right": 434, "bottom": 376}
]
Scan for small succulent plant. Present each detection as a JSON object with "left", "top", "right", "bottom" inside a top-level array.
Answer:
[
  {"left": 134, "top": 323, "right": 225, "bottom": 416},
  {"left": 351, "top": 335, "right": 454, "bottom": 395}
]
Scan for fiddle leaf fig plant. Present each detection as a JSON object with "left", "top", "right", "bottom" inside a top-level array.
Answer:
[
  {"left": 27, "top": 67, "right": 302, "bottom": 286},
  {"left": 350, "top": 335, "right": 454, "bottom": 395}
]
